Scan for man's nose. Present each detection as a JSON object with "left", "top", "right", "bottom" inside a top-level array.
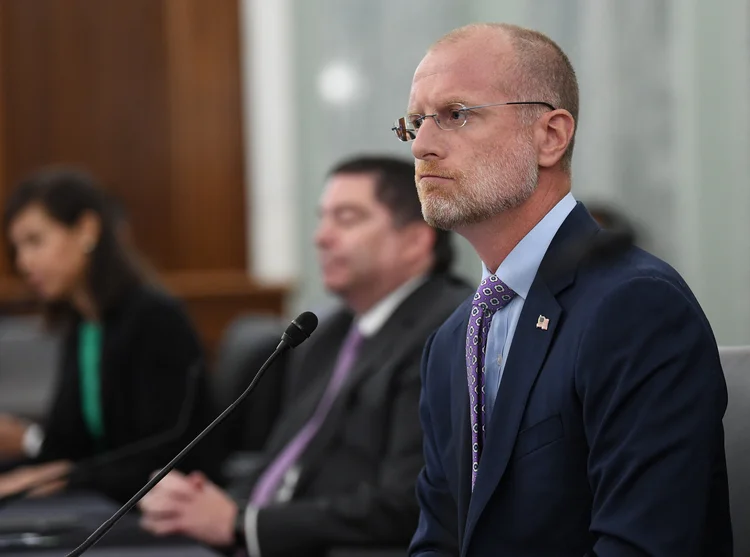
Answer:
[{"left": 411, "top": 117, "right": 446, "bottom": 161}]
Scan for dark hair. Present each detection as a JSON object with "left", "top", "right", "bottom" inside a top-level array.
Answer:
[
  {"left": 328, "top": 155, "right": 454, "bottom": 274},
  {"left": 588, "top": 204, "right": 638, "bottom": 245},
  {"left": 106, "top": 193, "right": 129, "bottom": 225},
  {"left": 3, "top": 168, "right": 144, "bottom": 327}
]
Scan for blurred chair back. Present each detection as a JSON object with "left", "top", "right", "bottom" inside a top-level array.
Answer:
[
  {"left": 0, "top": 315, "right": 61, "bottom": 422},
  {"left": 212, "top": 314, "right": 287, "bottom": 455},
  {"left": 719, "top": 345, "right": 750, "bottom": 556}
]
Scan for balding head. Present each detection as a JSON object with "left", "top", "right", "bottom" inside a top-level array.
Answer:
[
  {"left": 408, "top": 23, "right": 577, "bottom": 235},
  {"left": 430, "top": 23, "right": 579, "bottom": 170}
]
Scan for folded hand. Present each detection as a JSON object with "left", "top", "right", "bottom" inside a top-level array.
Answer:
[{"left": 139, "top": 470, "right": 238, "bottom": 547}]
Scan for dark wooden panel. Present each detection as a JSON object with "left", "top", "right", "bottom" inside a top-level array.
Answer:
[
  {"left": 163, "top": 0, "right": 247, "bottom": 271},
  {"left": 164, "top": 271, "right": 287, "bottom": 363},
  {"left": 0, "top": 0, "right": 280, "bottom": 362},
  {"left": 0, "top": 0, "right": 174, "bottom": 268},
  {"left": 0, "top": 4, "right": 7, "bottom": 276},
  {"left": 0, "top": 0, "right": 247, "bottom": 272}
]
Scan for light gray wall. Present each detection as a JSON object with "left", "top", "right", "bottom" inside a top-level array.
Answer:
[
  {"left": 243, "top": 0, "right": 750, "bottom": 345},
  {"left": 286, "top": 0, "right": 480, "bottom": 315},
  {"left": 469, "top": 0, "right": 750, "bottom": 345}
]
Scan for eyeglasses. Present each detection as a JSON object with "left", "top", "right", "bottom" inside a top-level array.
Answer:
[{"left": 391, "top": 101, "right": 556, "bottom": 142}]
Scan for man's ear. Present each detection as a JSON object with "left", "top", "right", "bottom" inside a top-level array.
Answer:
[{"left": 536, "top": 109, "right": 575, "bottom": 169}]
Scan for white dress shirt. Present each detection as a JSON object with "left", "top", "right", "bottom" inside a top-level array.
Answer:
[{"left": 482, "top": 193, "right": 577, "bottom": 422}]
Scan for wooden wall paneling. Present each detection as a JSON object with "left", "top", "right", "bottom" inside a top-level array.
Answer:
[
  {"left": 0, "top": 3, "right": 8, "bottom": 278},
  {"left": 163, "top": 270, "right": 287, "bottom": 361},
  {"left": 0, "top": 0, "right": 248, "bottom": 274},
  {"left": 0, "top": 0, "right": 174, "bottom": 269},
  {"left": 0, "top": 0, "right": 287, "bottom": 360},
  {"left": 83, "top": 0, "right": 175, "bottom": 270},
  {"left": 163, "top": 0, "right": 247, "bottom": 271}
]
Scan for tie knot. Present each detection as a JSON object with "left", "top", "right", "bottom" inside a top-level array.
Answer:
[{"left": 472, "top": 275, "right": 516, "bottom": 316}]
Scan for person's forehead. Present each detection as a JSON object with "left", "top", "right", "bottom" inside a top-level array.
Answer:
[
  {"left": 320, "top": 173, "right": 377, "bottom": 206},
  {"left": 12, "top": 205, "right": 50, "bottom": 228},
  {"left": 409, "top": 41, "right": 515, "bottom": 110}
]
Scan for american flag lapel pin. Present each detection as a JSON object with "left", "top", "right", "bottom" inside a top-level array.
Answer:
[{"left": 536, "top": 315, "right": 550, "bottom": 331}]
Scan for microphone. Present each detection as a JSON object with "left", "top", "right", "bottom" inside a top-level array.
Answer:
[
  {"left": 0, "top": 360, "right": 204, "bottom": 509},
  {"left": 277, "top": 311, "right": 318, "bottom": 350},
  {"left": 65, "top": 311, "right": 319, "bottom": 557}
]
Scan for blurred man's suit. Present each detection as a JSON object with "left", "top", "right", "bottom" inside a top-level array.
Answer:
[
  {"left": 232, "top": 271, "right": 472, "bottom": 557},
  {"left": 410, "top": 204, "right": 732, "bottom": 557}
]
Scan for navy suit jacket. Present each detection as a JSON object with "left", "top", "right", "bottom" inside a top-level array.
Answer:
[{"left": 410, "top": 204, "right": 732, "bottom": 557}]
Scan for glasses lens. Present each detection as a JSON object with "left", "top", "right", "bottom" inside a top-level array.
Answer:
[
  {"left": 392, "top": 117, "right": 416, "bottom": 142},
  {"left": 436, "top": 104, "right": 467, "bottom": 130}
]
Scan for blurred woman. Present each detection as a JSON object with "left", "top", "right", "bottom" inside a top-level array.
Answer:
[{"left": 0, "top": 169, "right": 223, "bottom": 502}]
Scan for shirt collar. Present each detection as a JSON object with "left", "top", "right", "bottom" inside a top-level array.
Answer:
[
  {"left": 481, "top": 193, "right": 577, "bottom": 299},
  {"left": 355, "top": 274, "right": 428, "bottom": 337}
]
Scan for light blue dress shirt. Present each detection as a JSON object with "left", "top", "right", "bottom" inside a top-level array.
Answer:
[{"left": 482, "top": 193, "right": 577, "bottom": 422}]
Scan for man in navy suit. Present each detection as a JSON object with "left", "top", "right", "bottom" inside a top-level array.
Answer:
[{"left": 394, "top": 22, "right": 733, "bottom": 556}]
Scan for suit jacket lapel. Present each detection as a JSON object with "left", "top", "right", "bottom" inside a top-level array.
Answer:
[
  {"left": 296, "top": 275, "right": 446, "bottom": 484},
  {"left": 292, "top": 337, "right": 383, "bottom": 489},
  {"left": 331, "top": 274, "right": 455, "bottom": 404},
  {"left": 461, "top": 279, "right": 562, "bottom": 555},
  {"left": 263, "top": 313, "right": 350, "bottom": 456},
  {"left": 449, "top": 310, "right": 473, "bottom": 544},
  {"left": 460, "top": 203, "right": 600, "bottom": 555},
  {"left": 335, "top": 324, "right": 397, "bottom": 401}
]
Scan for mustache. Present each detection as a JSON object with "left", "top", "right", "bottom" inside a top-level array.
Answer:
[{"left": 415, "top": 162, "right": 459, "bottom": 180}]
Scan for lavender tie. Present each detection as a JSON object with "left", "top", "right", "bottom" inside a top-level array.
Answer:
[
  {"left": 466, "top": 275, "right": 516, "bottom": 490},
  {"left": 249, "top": 324, "right": 364, "bottom": 506}
]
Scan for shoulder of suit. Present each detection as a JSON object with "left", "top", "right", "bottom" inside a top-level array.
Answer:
[
  {"left": 568, "top": 245, "right": 711, "bottom": 332},
  {"left": 581, "top": 245, "right": 692, "bottom": 296},
  {"left": 416, "top": 273, "right": 475, "bottom": 305},
  {"left": 399, "top": 273, "right": 474, "bottom": 332}
]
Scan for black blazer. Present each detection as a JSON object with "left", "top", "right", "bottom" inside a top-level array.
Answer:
[
  {"left": 410, "top": 204, "right": 732, "bottom": 556},
  {"left": 230, "top": 273, "right": 473, "bottom": 557},
  {"left": 37, "top": 284, "right": 224, "bottom": 503}
]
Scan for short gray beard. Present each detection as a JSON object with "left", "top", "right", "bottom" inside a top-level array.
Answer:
[{"left": 418, "top": 144, "right": 539, "bottom": 231}]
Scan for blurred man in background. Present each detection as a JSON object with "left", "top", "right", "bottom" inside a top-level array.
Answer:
[{"left": 138, "top": 156, "right": 473, "bottom": 557}]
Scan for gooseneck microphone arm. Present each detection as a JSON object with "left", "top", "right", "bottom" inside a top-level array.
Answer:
[{"left": 65, "top": 311, "right": 319, "bottom": 557}]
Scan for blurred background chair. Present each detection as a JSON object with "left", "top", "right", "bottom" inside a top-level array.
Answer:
[
  {"left": 0, "top": 315, "right": 60, "bottom": 472},
  {"left": 326, "top": 549, "right": 405, "bottom": 557},
  {"left": 719, "top": 345, "right": 750, "bottom": 557},
  {"left": 0, "top": 315, "right": 60, "bottom": 423},
  {"left": 211, "top": 313, "right": 287, "bottom": 483}
]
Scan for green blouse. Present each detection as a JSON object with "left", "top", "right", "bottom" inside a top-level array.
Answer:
[{"left": 78, "top": 321, "right": 105, "bottom": 443}]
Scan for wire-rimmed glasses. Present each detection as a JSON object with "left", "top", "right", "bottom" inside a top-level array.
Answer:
[{"left": 391, "top": 101, "right": 556, "bottom": 142}]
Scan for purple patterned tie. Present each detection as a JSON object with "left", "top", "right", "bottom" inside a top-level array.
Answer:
[
  {"left": 466, "top": 275, "right": 516, "bottom": 490},
  {"left": 249, "top": 325, "right": 364, "bottom": 506}
]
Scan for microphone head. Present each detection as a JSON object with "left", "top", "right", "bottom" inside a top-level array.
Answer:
[{"left": 282, "top": 311, "right": 318, "bottom": 348}]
